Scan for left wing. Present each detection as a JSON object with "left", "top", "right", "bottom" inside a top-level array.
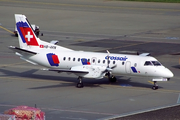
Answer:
[{"left": 44, "top": 65, "right": 107, "bottom": 79}]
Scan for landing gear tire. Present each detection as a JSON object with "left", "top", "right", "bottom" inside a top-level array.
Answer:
[
  {"left": 152, "top": 81, "right": 158, "bottom": 90},
  {"left": 77, "top": 82, "right": 83, "bottom": 88},
  {"left": 152, "top": 86, "right": 158, "bottom": 90},
  {"left": 109, "top": 76, "right": 117, "bottom": 83}
]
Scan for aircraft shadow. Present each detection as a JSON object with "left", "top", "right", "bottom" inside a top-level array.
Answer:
[
  {"left": 172, "top": 65, "right": 180, "bottom": 69},
  {"left": 0, "top": 68, "right": 76, "bottom": 83},
  {"left": 0, "top": 68, "right": 157, "bottom": 89}
]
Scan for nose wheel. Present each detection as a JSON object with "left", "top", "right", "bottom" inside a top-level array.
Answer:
[{"left": 152, "top": 81, "right": 158, "bottom": 90}]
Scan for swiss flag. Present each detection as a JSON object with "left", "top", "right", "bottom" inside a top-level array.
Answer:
[
  {"left": 20, "top": 27, "right": 39, "bottom": 46},
  {"left": 40, "top": 45, "right": 44, "bottom": 48}
]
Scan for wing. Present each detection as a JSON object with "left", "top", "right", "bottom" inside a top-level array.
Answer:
[{"left": 44, "top": 65, "right": 108, "bottom": 79}]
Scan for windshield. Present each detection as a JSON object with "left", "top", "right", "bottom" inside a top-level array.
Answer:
[
  {"left": 151, "top": 61, "right": 162, "bottom": 66},
  {"left": 144, "top": 61, "right": 162, "bottom": 66},
  {"left": 144, "top": 61, "right": 153, "bottom": 66}
]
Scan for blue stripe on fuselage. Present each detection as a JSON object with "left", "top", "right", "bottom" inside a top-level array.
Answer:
[{"left": 131, "top": 67, "right": 137, "bottom": 73}]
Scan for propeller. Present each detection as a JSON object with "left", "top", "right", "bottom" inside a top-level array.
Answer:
[
  {"left": 106, "top": 50, "right": 111, "bottom": 79},
  {"left": 106, "top": 50, "right": 117, "bottom": 70},
  {"left": 107, "top": 50, "right": 110, "bottom": 69},
  {"left": 102, "top": 50, "right": 117, "bottom": 79}
]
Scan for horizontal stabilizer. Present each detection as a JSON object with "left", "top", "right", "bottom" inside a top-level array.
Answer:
[{"left": 9, "top": 46, "right": 37, "bottom": 55}]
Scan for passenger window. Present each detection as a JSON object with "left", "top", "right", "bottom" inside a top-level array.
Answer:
[
  {"left": 73, "top": 58, "right": 75, "bottom": 61},
  {"left": 98, "top": 59, "right": 100, "bottom": 63},
  {"left": 113, "top": 61, "right": 115, "bottom": 64},
  {"left": 144, "top": 61, "right": 152, "bottom": 66},
  {"left": 134, "top": 63, "right": 137, "bottom": 67},
  {"left": 88, "top": 59, "right": 90, "bottom": 62},
  {"left": 63, "top": 57, "right": 66, "bottom": 61},
  {"left": 78, "top": 58, "right": 80, "bottom": 62},
  {"left": 93, "top": 59, "right": 95, "bottom": 63},
  {"left": 122, "top": 62, "right": 124, "bottom": 65},
  {"left": 68, "top": 57, "right": 71, "bottom": 61},
  {"left": 103, "top": 60, "right": 105, "bottom": 64}
]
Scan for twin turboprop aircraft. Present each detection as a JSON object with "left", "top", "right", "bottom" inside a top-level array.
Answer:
[{"left": 10, "top": 14, "right": 174, "bottom": 90}]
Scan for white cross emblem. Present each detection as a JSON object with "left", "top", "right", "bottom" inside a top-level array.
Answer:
[{"left": 25, "top": 31, "right": 33, "bottom": 42}]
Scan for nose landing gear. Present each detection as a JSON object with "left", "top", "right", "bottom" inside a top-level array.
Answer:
[{"left": 152, "top": 81, "right": 158, "bottom": 90}]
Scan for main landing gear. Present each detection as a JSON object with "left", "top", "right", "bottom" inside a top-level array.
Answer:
[
  {"left": 109, "top": 75, "right": 117, "bottom": 83},
  {"left": 152, "top": 81, "right": 158, "bottom": 90},
  {"left": 105, "top": 72, "right": 117, "bottom": 83},
  {"left": 76, "top": 75, "right": 117, "bottom": 88},
  {"left": 77, "top": 77, "right": 84, "bottom": 88}
]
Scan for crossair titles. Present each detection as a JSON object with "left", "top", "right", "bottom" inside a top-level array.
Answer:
[{"left": 105, "top": 56, "right": 128, "bottom": 61}]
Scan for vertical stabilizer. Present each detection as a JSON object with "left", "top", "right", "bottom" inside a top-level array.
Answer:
[{"left": 15, "top": 14, "right": 39, "bottom": 49}]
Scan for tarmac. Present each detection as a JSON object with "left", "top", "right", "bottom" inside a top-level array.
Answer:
[{"left": 0, "top": 0, "right": 180, "bottom": 119}]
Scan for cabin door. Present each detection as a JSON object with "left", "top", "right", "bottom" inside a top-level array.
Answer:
[{"left": 125, "top": 61, "right": 131, "bottom": 74}]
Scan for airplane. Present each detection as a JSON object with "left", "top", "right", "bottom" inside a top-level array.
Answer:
[{"left": 9, "top": 14, "right": 174, "bottom": 90}]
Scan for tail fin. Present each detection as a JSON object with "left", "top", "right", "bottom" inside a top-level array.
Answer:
[{"left": 15, "top": 14, "right": 39, "bottom": 48}]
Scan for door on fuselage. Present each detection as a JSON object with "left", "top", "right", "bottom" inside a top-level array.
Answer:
[{"left": 125, "top": 61, "right": 131, "bottom": 74}]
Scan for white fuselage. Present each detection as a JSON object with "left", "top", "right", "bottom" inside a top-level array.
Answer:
[{"left": 24, "top": 49, "right": 173, "bottom": 79}]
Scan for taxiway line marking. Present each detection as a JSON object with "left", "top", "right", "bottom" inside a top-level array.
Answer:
[
  {"left": 0, "top": 62, "right": 27, "bottom": 68},
  {"left": 0, "top": 25, "right": 14, "bottom": 34},
  {"left": 148, "top": 81, "right": 154, "bottom": 84},
  {"left": 41, "top": 107, "right": 117, "bottom": 116},
  {"left": 0, "top": 104, "right": 117, "bottom": 116},
  {"left": 102, "top": 84, "right": 180, "bottom": 94},
  {"left": 0, "top": 0, "right": 180, "bottom": 12},
  {"left": 104, "top": 103, "right": 180, "bottom": 120},
  {"left": 0, "top": 76, "right": 64, "bottom": 83}
]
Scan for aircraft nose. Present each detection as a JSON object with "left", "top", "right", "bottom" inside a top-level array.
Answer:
[{"left": 165, "top": 68, "right": 174, "bottom": 78}]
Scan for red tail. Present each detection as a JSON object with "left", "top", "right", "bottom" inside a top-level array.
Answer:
[{"left": 19, "top": 27, "right": 39, "bottom": 46}]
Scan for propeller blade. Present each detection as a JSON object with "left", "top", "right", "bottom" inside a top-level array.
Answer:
[
  {"left": 106, "top": 50, "right": 110, "bottom": 68},
  {"left": 111, "top": 65, "right": 117, "bottom": 69}
]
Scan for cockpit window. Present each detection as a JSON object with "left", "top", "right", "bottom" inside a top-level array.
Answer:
[
  {"left": 144, "top": 61, "right": 153, "bottom": 66},
  {"left": 144, "top": 61, "right": 162, "bottom": 66},
  {"left": 152, "top": 61, "right": 162, "bottom": 66}
]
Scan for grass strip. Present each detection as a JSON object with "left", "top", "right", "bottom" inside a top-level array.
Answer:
[{"left": 114, "top": 0, "right": 180, "bottom": 3}]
